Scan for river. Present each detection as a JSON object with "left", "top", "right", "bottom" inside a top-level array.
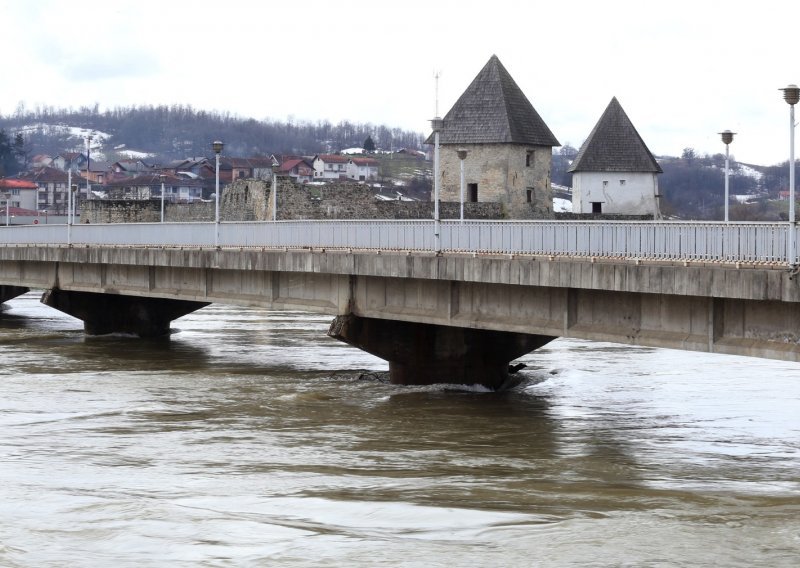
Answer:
[{"left": 1, "top": 292, "right": 799, "bottom": 567}]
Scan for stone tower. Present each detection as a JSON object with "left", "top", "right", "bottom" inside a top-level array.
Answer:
[{"left": 426, "top": 55, "right": 560, "bottom": 218}]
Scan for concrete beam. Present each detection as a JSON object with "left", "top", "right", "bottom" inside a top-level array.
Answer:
[
  {"left": 1, "top": 246, "right": 799, "bottom": 363},
  {"left": 328, "top": 314, "right": 555, "bottom": 389},
  {"left": 41, "top": 289, "right": 209, "bottom": 337}
]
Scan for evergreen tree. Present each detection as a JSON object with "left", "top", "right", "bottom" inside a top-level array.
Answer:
[
  {"left": 363, "top": 135, "right": 375, "bottom": 153},
  {"left": 0, "top": 129, "right": 18, "bottom": 176}
]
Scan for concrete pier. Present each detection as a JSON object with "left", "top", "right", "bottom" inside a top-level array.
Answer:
[
  {"left": 41, "top": 289, "right": 209, "bottom": 337},
  {"left": 0, "top": 285, "right": 29, "bottom": 304},
  {"left": 329, "top": 314, "right": 555, "bottom": 388}
]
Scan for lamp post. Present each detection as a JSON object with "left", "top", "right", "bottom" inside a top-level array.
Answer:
[
  {"left": 719, "top": 130, "right": 735, "bottom": 222},
  {"left": 160, "top": 174, "right": 166, "bottom": 223},
  {"left": 68, "top": 184, "right": 77, "bottom": 244},
  {"left": 457, "top": 149, "right": 467, "bottom": 224},
  {"left": 212, "top": 140, "right": 224, "bottom": 247},
  {"left": 86, "top": 133, "right": 93, "bottom": 200},
  {"left": 781, "top": 84, "right": 800, "bottom": 266},
  {"left": 271, "top": 163, "right": 280, "bottom": 221},
  {"left": 431, "top": 117, "right": 443, "bottom": 252}
]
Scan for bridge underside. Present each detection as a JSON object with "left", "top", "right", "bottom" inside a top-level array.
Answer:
[{"left": 1, "top": 248, "right": 799, "bottom": 378}]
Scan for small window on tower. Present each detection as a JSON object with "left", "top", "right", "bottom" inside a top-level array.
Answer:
[
  {"left": 526, "top": 150, "right": 534, "bottom": 167},
  {"left": 620, "top": 179, "right": 626, "bottom": 186}
]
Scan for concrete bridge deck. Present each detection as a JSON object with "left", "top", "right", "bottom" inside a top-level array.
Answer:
[{"left": 2, "top": 220, "right": 799, "bottom": 386}]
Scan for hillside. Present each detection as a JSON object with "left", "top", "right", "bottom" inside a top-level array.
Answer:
[{"left": 0, "top": 105, "right": 426, "bottom": 165}]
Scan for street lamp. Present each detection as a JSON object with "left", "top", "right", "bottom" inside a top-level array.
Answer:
[
  {"left": 68, "top": 184, "right": 77, "bottom": 244},
  {"left": 781, "top": 84, "right": 800, "bottom": 265},
  {"left": 212, "top": 140, "right": 224, "bottom": 247},
  {"left": 430, "top": 117, "right": 443, "bottom": 252},
  {"left": 271, "top": 163, "right": 280, "bottom": 221},
  {"left": 719, "top": 130, "right": 735, "bottom": 222},
  {"left": 457, "top": 149, "right": 467, "bottom": 224},
  {"left": 159, "top": 174, "right": 166, "bottom": 223},
  {"left": 86, "top": 133, "right": 93, "bottom": 200}
]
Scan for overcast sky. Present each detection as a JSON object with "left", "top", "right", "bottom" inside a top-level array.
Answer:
[{"left": 1, "top": 0, "right": 797, "bottom": 166}]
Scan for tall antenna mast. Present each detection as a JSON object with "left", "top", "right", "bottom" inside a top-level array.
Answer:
[{"left": 434, "top": 70, "right": 442, "bottom": 117}]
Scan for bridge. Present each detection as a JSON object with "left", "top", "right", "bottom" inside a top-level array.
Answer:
[{"left": 2, "top": 219, "right": 799, "bottom": 388}]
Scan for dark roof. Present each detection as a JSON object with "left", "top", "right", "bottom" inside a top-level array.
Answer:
[
  {"left": 17, "top": 166, "right": 86, "bottom": 183},
  {"left": 568, "top": 97, "right": 662, "bottom": 174},
  {"left": 425, "top": 55, "right": 559, "bottom": 147}
]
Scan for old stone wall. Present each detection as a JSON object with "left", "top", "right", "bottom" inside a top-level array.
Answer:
[
  {"left": 82, "top": 200, "right": 161, "bottom": 223},
  {"left": 83, "top": 178, "right": 506, "bottom": 223},
  {"left": 226, "top": 178, "right": 504, "bottom": 220},
  {"left": 167, "top": 202, "right": 214, "bottom": 222},
  {"left": 82, "top": 199, "right": 215, "bottom": 223},
  {"left": 221, "top": 179, "right": 271, "bottom": 221}
]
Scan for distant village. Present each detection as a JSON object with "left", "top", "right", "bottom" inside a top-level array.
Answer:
[
  {"left": 0, "top": 148, "right": 419, "bottom": 223},
  {"left": 1, "top": 55, "right": 668, "bottom": 224}
]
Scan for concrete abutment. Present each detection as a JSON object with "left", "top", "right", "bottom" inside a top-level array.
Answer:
[
  {"left": 328, "top": 314, "right": 556, "bottom": 389},
  {"left": 41, "top": 289, "right": 209, "bottom": 337}
]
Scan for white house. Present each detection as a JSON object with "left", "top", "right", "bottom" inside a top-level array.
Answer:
[
  {"left": 312, "top": 155, "right": 349, "bottom": 180},
  {"left": 569, "top": 97, "right": 662, "bottom": 217},
  {"left": 0, "top": 179, "right": 39, "bottom": 211},
  {"left": 347, "top": 157, "right": 379, "bottom": 181}
]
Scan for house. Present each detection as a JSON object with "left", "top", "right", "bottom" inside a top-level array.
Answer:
[
  {"left": 111, "top": 159, "right": 154, "bottom": 176},
  {"left": 347, "top": 157, "right": 379, "bottom": 181},
  {"left": 251, "top": 157, "right": 277, "bottom": 180},
  {"left": 81, "top": 161, "right": 111, "bottom": 184},
  {"left": 312, "top": 154, "right": 350, "bottom": 180},
  {"left": 223, "top": 157, "right": 279, "bottom": 181},
  {"left": 278, "top": 158, "right": 314, "bottom": 183},
  {"left": 0, "top": 178, "right": 39, "bottom": 211},
  {"left": 568, "top": 97, "right": 663, "bottom": 216},
  {"left": 15, "top": 167, "right": 87, "bottom": 213},
  {"left": 51, "top": 152, "right": 87, "bottom": 172},
  {"left": 226, "top": 158, "right": 256, "bottom": 181},
  {"left": 425, "top": 55, "right": 560, "bottom": 218},
  {"left": 105, "top": 173, "right": 204, "bottom": 202}
]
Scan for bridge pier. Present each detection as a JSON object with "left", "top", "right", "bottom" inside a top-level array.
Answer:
[
  {"left": 0, "top": 285, "right": 29, "bottom": 304},
  {"left": 41, "top": 289, "right": 209, "bottom": 337},
  {"left": 328, "top": 314, "right": 555, "bottom": 389}
]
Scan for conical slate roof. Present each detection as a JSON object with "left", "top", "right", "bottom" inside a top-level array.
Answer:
[
  {"left": 568, "top": 97, "right": 662, "bottom": 173},
  {"left": 425, "top": 55, "right": 559, "bottom": 146}
]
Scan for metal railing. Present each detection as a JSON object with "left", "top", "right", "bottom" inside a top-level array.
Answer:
[{"left": 0, "top": 220, "right": 797, "bottom": 264}]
